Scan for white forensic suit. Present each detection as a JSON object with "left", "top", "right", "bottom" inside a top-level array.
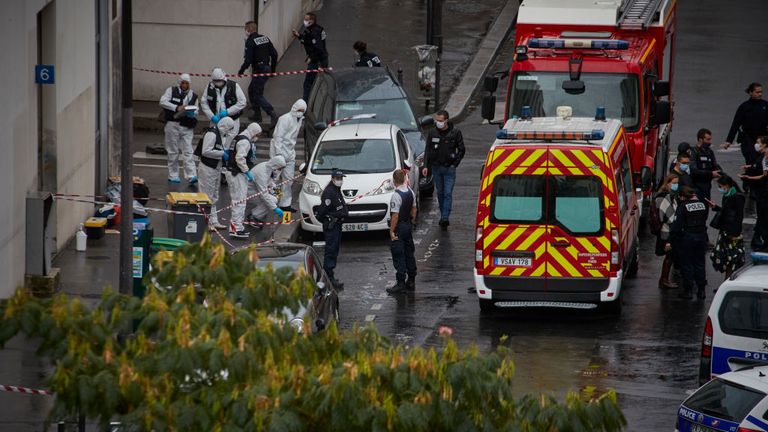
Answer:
[
  {"left": 248, "top": 155, "right": 287, "bottom": 221},
  {"left": 198, "top": 117, "right": 235, "bottom": 228},
  {"left": 270, "top": 99, "right": 306, "bottom": 208},
  {"left": 159, "top": 73, "right": 199, "bottom": 181}
]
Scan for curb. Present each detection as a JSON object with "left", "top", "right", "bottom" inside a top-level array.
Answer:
[{"left": 442, "top": 0, "right": 519, "bottom": 121}]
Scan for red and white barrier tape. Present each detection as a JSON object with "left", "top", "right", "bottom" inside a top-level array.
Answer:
[
  {"left": 0, "top": 384, "right": 53, "bottom": 396},
  {"left": 212, "top": 173, "right": 305, "bottom": 215},
  {"left": 133, "top": 67, "right": 332, "bottom": 79}
]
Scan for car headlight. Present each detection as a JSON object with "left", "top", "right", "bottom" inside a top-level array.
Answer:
[
  {"left": 302, "top": 179, "right": 322, "bottom": 196},
  {"left": 290, "top": 317, "right": 305, "bottom": 333},
  {"left": 372, "top": 179, "right": 395, "bottom": 195},
  {"left": 416, "top": 152, "right": 425, "bottom": 167}
]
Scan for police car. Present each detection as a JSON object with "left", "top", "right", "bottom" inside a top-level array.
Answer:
[
  {"left": 700, "top": 253, "right": 768, "bottom": 386},
  {"left": 298, "top": 122, "right": 418, "bottom": 233},
  {"left": 678, "top": 365, "right": 768, "bottom": 432}
]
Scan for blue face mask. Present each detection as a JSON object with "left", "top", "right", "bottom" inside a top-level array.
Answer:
[
  {"left": 670, "top": 183, "right": 679, "bottom": 192},
  {"left": 717, "top": 187, "right": 727, "bottom": 194},
  {"left": 679, "top": 163, "right": 689, "bottom": 173}
]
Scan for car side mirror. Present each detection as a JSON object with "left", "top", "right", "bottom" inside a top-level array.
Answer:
[
  {"left": 654, "top": 81, "right": 670, "bottom": 97},
  {"left": 299, "top": 162, "right": 307, "bottom": 174},
  {"left": 652, "top": 100, "right": 672, "bottom": 125},
  {"left": 314, "top": 121, "right": 328, "bottom": 131},
  {"left": 420, "top": 115, "right": 434, "bottom": 127},
  {"left": 481, "top": 95, "right": 496, "bottom": 121},
  {"left": 403, "top": 159, "right": 413, "bottom": 170},
  {"left": 483, "top": 76, "right": 499, "bottom": 93}
]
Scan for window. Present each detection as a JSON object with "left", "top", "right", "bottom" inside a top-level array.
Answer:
[
  {"left": 614, "top": 170, "right": 626, "bottom": 211},
  {"left": 620, "top": 154, "right": 634, "bottom": 205},
  {"left": 684, "top": 378, "right": 765, "bottom": 423},
  {"left": 508, "top": 72, "right": 640, "bottom": 131},
  {"left": 551, "top": 176, "right": 603, "bottom": 235},
  {"left": 490, "top": 176, "right": 545, "bottom": 223},
  {"left": 719, "top": 291, "right": 768, "bottom": 339},
  {"left": 311, "top": 139, "right": 395, "bottom": 174},
  {"left": 335, "top": 98, "right": 418, "bottom": 131}
]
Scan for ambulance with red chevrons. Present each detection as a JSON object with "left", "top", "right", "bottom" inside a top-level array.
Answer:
[{"left": 475, "top": 109, "right": 640, "bottom": 314}]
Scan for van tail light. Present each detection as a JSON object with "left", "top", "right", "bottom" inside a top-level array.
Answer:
[
  {"left": 737, "top": 428, "right": 761, "bottom": 432},
  {"left": 475, "top": 226, "right": 484, "bottom": 270},
  {"left": 610, "top": 229, "right": 620, "bottom": 272},
  {"left": 702, "top": 317, "right": 713, "bottom": 358}
]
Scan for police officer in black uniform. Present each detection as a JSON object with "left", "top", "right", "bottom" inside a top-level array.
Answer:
[
  {"left": 238, "top": 21, "right": 279, "bottom": 126},
  {"left": 317, "top": 170, "right": 348, "bottom": 289},
  {"left": 292, "top": 12, "right": 329, "bottom": 102},
  {"left": 668, "top": 186, "right": 709, "bottom": 300},
  {"left": 723, "top": 82, "right": 768, "bottom": 164},
  {"left": 386, "top": 169, "right": 417, "bottom": 295},
  {"left": 353, "top": 41, "right": 382, "bottom": 68},
  {"left": 690, "top": 128, "right": 722, "bottom": 203}
]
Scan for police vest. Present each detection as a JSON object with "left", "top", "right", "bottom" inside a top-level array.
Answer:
[
  {"left": 226, "top": 135, "right": 256, "bottom": 175},
  {"left": 206, "top": 81, "right": 241, "bottom": 120},
  {"left": 394, "top": 188, "right": 413, "bottom": 225},
  {"left": 164, "top": 87, "right": 198, "bottom": 127},
  {"left": 195, "top": 128, "right": 223, "bottom": 169},
  {"left": 682, "top": 200, "right": 708, "bottom": 234},
  {"left": 692, "top": 147, "right": 716, "bottom": 172}
]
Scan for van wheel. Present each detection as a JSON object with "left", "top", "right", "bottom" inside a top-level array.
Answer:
[
  {"left": 626, "top": 238, "right": 640, "bottom": 278},
  {"left": 479, "top": 299, "right": 495, "bottom": 315},
  {"left": 602, "top": 297, "right": 623, "bottom": 316}
]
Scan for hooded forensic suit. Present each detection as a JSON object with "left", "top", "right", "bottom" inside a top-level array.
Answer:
[
  {"left": 248, "top": 155, "right": 287, "bottom": 221},
  {"left": 198, "top": 117, "right": 236, "bottom": 228},
  {"left": 201, "top": 68, "right": 247, "bottom": 132},
  {"left": 270, "top": 99, "right": 306, "bottom": 207},
  {"left": 226, "top": 123, "right": 262, "bottom": 233},
  {"left": 159, "top": 73, "right": 198, "bottom": 181}
]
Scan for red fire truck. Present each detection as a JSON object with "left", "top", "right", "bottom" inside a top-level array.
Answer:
[{"left": 481, "top": 0, "right": 676, "bottom": 213}]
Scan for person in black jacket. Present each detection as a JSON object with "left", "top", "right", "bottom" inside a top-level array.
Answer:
[
  {"left": 723, "top": 82, "right": 768, "bottom": 164},
  {"left": 316, "top": 170, "right": 348, "bottom": 289},
  {"left": 668, "top": 186, "right": 709, "bottom": 300},
  {"left": 690, "top": 128, "right": 722, "bottom": 203},
  {"left": 238, "top": 21, "right": 279, "bottom": 125},
  {"left": 292, "top": 12, "right": 329, "bottom": 102},
  {"left": 706, "top": 175, "right": 746, "bottom": 279},
  {"left": 422, "top": 110, "right": 465, "bottom": 230},
  {"left": 353, "top": 41, "right": 382, "bottom": 67},
  {"left": 740, "top": 136, "right": 768, "bottom": 250}
]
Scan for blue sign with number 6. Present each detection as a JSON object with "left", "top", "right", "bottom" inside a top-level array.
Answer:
[{"left": 35, "top": 65, "right": 54, "bottom": 84}]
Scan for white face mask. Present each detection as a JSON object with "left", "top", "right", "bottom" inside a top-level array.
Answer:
[
  {"left": 213, "top": 80, "right": 225, "bottom": 89},
  {"left": 303, "top": 20, "right": 312, "bottom": 27},
  {"left": 435, "top": 120, "right": 447, "bottom": 129},
  {"left": 333, "top": 179, "right": 343, "bottom": 188},
  {"left": 294, "top": 110, "right": 305, "bottom": 119},
  {"left": 756, "top": 143, "right": 763, "bottom": 152}
]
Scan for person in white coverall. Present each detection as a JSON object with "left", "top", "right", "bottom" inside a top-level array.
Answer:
[
  {"left": 201, "top": 67, "right": 247, "bottom": 132},
  {"left": 198, "top": 117, "right": 236, "bottom": 230},
  {"left": 247, "top": 155, "right": 287, "bottom": 223},
  {"left": 226, "top": 122, "right": 262, "bottom": 238},
  {"left": 159, "top": 73, "right": 199, "bottom": 184},
  {"left": 270, "top": 99, "right": 306, "bottom": 211}
]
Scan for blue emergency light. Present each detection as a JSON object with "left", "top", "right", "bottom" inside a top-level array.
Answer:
[
  {"left": 528, "top": 38, "right": 630, "bottom": 50},
  {"left": 496, "top": 129, "right": 605, "bottom": 141},
  {"left": 751, "top": 252, "right": 768, "bottom": 265}
]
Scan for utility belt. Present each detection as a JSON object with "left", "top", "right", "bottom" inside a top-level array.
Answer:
[{"left": 683, "top": 226, "right": 708, "bottom": 234}]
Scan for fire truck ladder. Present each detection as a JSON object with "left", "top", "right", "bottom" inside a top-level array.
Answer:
[{"left": 617, "top": 0, "right": 664, "bottom": 30}]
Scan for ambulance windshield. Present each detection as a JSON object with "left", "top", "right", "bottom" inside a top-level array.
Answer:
[{"left": 508, "top": 72, "right": 639, "bottom": 130}]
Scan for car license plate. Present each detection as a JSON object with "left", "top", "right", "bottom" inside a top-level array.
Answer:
[
  {"left": 494, "top": 257, "right": 532, "bottom": 267},
  {"left": 342, "top": 223, "right": 369, "bottom": 232},
  {"left": 690, "top": 424, "right": 717, "bottom": 432}
]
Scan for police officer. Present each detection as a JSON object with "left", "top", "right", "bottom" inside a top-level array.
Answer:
[
  {"left": 723, "top": 82, "right": 768, "bottom": 164},
  {"left": 353, "top": 41, "right": 382, "bottom": 67},
  {"left": 159, "top": 73, "right": 199, "bottom": 184},
  {"left": 316, "top": 170, "right": 348, "bottom": 289},
  {"left": 201, "top": 67, "right": 247, "bottom": 132},
  {"left": 238, "top": 21, "right": 279, "bottom": 126},
  {"left": 422, "top": 110, "right": 465, "bottom": 230},
  {"left": 292, "top": 12, "right": 329, "bottom": 102},
  {"left": 668, "top": 186, "right": 709, "bottom": 300},
  {"left": 670, "top": 151, "right": 695, "bottom": 190},
  {"left": 386, "top": 169, "right": 417, "bottom": 295},
  {"left": 690, "top": 128, "right": 722, "bottom": 203}
]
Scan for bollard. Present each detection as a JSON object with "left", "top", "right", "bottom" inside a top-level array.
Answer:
[{"left": 397, "top": 67, "right": 403, "bottom": 85}]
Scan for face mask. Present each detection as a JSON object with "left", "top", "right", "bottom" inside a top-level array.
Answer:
[
  {"left": 435, "top": 120, "right": 447, "bottom": 129},
  {"left": 294, "top": 110, "right": 305, "bottom": 119},
  {"left": 214, "top": 80, "right": 225, "bottom": 89},
  {"left": 679, "top": 163, "right": 689, "bottom": 173},
  {"left": 303, "top": 20, "right": 312, "bottom": 27},
  {"left": 756, "top": 143, "right": 763, "bottom": 152},
  {"left": 703, "top": 142, "right": 711, "bottom": 149},
  {"left": 718, "top": 187, "right": 727, "bottom": 194},
  {"left": 670, "top": 183, "right": 679, "bottom": 192},
  {"left": 333, "top": 179, "right": 343, "bottom": 188}
]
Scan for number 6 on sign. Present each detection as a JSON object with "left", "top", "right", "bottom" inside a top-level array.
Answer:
[{"left": 35, "top": 65, "right": 55, "bottom": 84}]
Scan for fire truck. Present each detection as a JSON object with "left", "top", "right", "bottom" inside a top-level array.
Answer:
[{"left": 481, "top": 0, "right": 676, "bottom": 212}]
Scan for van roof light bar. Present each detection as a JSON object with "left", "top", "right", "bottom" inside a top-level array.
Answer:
[
  {"left": 496, "top": 129, "right": 606, "bottom": 141},
  {"left": 528, "top": 38, "right": 630, "bottom": 50}
]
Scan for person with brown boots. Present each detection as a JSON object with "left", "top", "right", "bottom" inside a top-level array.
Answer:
[{"left": 655, "top": 174, "right": 680, "bottom": 288}]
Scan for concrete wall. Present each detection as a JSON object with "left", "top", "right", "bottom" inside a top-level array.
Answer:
[
  {"left": 132, "top": 0, "right": 322, "bottom": 102},
  {"left": 0, "top": 0, "right": 97, "bottom": 297}
]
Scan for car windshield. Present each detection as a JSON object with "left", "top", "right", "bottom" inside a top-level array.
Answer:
[
  {"left": 336, "top": 99, "right": 418, "bottom": 131},
  {"left": 684, "top": 378, "right": 765, "bottom": 422},
  {"left": 719, "top": 291, "right": 768, "bottom": 339},
  {"left": 508, "top": 72, "right": 640, "bottom": 130},
  {"left": 311, "top": 139, "right": 395, "bottom": 174}
]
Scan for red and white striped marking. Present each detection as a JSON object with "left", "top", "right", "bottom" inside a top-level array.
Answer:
[
  {"left": 133, "top": 67, "right": 333, "bottom": 79},
  {"left": 0, "top": 384, "right": 53, "bottom": 396}
]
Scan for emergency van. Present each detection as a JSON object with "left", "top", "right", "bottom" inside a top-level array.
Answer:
[
  {"left": 481, "top": 0, "right": 676, "bottom": 212},
  {"left": 474, "top": 113, "right": 640, "bottom": 314}
]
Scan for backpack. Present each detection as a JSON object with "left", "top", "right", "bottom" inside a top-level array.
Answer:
[{"left": 648, "top": 193, "right": 663, "bottom": 236}]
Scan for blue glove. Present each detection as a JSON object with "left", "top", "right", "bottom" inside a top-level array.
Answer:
[
  {"left": 218, "top": 109, "right": 228, "bottom": 118},
  {"left": 274, "top": 207, "right": 284, "bottom": 218},
  {"left": 222, "top": 151, "right": 229, "bottom": 162},
  {"left": 211, "top": 114, "right": 220, "bottom": 124},
  {"left": 245, "top": 171, "right": 254, "bottom": 182}
]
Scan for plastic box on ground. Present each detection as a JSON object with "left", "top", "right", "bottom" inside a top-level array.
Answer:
[{"left": 166, "top": 192, "right": 211, "bottom": 243}]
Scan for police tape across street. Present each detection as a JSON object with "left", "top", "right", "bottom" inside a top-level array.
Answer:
[{"left": 133, "top": 66, "right": 333, "bottom": 79}]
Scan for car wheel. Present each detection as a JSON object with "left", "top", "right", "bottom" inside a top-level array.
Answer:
[
  {"left": 601, "top": 297, "right": 622, "bottom": 316},
  {"left": 626, "top": 237, "right": 640, "bottom": 279},
  {"left": 421, "top": 183, "right": 434, "bottom": 198}
]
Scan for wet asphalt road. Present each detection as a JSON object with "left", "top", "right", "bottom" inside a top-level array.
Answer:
[{"left": 324, "top": 1, "right": 768, "bottom": 429}]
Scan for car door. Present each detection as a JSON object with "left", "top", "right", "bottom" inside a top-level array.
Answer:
[
  {"left": 304, "top": 76, "right": 328, "bottom": 160},
  {"left": 307, "top": 249, "right": 338, "bottom": 328}
]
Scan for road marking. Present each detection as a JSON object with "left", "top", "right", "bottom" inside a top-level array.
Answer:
[
  {"left": 134, "top": 163, "right": 166, "bottom": 169},
  {"left": 365, "top": 314, "right": 376, "bottom": 322},
  {"left": 370, "top": 303, "right": 382, "bottom": 310}
]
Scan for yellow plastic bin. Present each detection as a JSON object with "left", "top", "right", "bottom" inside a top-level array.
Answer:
[
  {"left": 84, "top": 217, "right": 108, "bottom": 239},
  {"left": 166, "top": 192, "right": 211, "bottom": 243}
]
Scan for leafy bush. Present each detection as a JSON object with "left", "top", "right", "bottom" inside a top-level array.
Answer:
[{"left": 0, "top": 238, "right": 625, "bottom": 431}]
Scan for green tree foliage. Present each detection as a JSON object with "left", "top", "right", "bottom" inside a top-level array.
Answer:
[{"left": 0, "top": 238, "right": 625, "bottom": 431}]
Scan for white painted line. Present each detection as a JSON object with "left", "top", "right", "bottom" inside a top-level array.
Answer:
[
  {"left": 364, "top": 314, "right": 376, "bottom": 322},
  {"left": 370, "top": 303, "right": 382, "bottom": 311},
  {"left": 743, "top": 217, "right": 757, "bottom": 225},
  {"left": 134, "top": 163, "right": 166, "bottom": 169},
  {"left": 133, "top": 151, "right": 167, "bottom": 160}
]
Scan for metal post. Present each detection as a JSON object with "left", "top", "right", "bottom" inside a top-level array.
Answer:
[
  {"left": 426, "top": 0, "right": 433, "bottom": 45},
  {"left": 397, "top": 67, "right": 403, "bottom": 85},
  {"left": 435, "top": 56, "right": 441, "bottom": 110},
  {"left": 119, "top": 0, "right": 134, "bottom": 296},
  {"left": 433, "top": 0, "right": 443, "bottom": 54}
]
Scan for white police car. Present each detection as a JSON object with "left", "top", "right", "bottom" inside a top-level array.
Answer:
[
  {"left": 678, "top": 365, "right": 768, "bottom": 432},
  {"left": 699, "top": 253, "right": 768, "bottom": 386},
  {"left": 298, "top": 122, "right": 418, "bottom": 233}
]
